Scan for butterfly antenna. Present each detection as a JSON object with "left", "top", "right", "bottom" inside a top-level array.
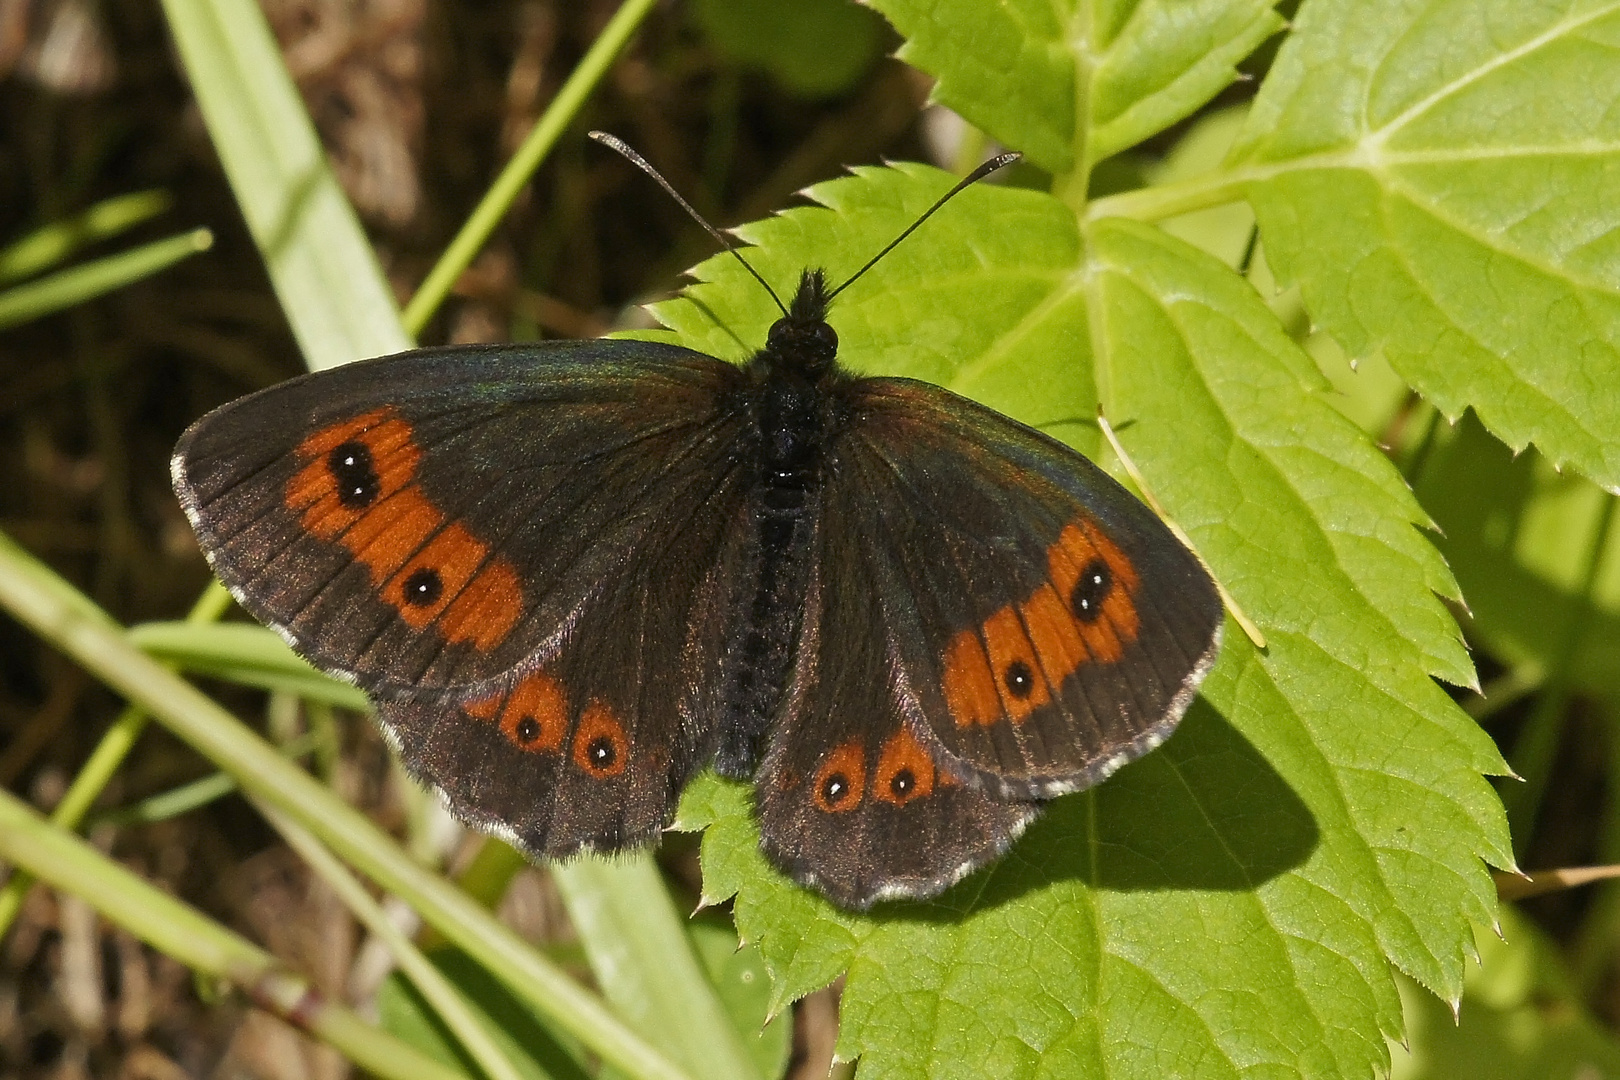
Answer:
[
  {"left": 826, "top": 151, "right": 1022, "bottom": 302},
  {"left": 589, "top": 131, "right": 789, "bottom": 318}
]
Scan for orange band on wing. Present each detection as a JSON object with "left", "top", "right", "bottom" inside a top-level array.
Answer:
[
  {"left": 438, "top": 559, "right": 523, "bottom": 651},
  {"left": 981, "top": 605, "right": 1051, "bottom": 719},
  {"left": 471, "top": 670, "right": 569, "bottom": 753},
  {"left": 382, "top": 523, "right": 489, "bottom": 624},
  {"left": 1048, "top": 519, "right": 1140, "bottom": 662},
  {"left": 337, "top": 487, "right": 442, "bottom": 582},
  {"left": 943, "top": 630, "right": 1001, "bottom": 728},
  {"left": 573, "top": 702, "right": 629, "bottom": 778},
  {"left": 285, "top": 409, "right": 522, "bottom": 652},
  {"left": 944, "top": 515, "right": 1142, "bottom": 729},
  {"left": 286, "top": 410, "right": 422, "bottom": 538},
  {"left": 812, "top": 741, "right": 866, "bottom": 813},
  {"left": 1021, "top": 583, "right": 1089, "bottom": 685},
  {"left": 874, "top": 727, "right": 936, "bottom": 806}
]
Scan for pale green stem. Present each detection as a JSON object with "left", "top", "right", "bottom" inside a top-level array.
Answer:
[
  {"left": 0, "top": 189, "right": 173, "bottom": 284},
  {"left": 0, "top": 229, "right": 212, "bottom": 330},
  {"left": 400, "top": 0, "right": 660, "bottom": 336},
  {"left": 0, "top": 788, "right": 469, "bottom": 1080},
  {"left": 0, "top": 582, "right": 231, "bottom": 935},
  {"left": 259, "top": 800, "right": 531, "bottom": 1080},
  {"left": 554, "top": 856, "right": 761, "bottom": 1080},
  {"left": 0, "top": 531, "right": 694, "bottom": 1080}
]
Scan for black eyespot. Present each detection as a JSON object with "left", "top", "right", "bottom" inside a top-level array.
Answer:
[
  {"left": 820, "top": 772, "right": 850, "bottom": 806},
  {"left": 1071, "top": 559, "right": 1112, "bottom": 623},
  {"left": 890, "top": 768, "right": 915, "bottom": 799},
  {"left": 515, "top": 715, "right": 540, "bottom": 744},
  {"left": 587, "top": 735, "right": 616, "bottom": 771},
  {"left": 402, "top": 567, "right": 443, "bottom": 606},
  {"left": 1004, "top": 659, "right": 1035, "bottom": 699},
  {"left": 328, "top": 441, "right": 379, "bottom": 507}
]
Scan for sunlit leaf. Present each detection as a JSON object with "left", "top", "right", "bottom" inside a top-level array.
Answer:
[{"left": 1232, "top": 0, "right": 1620, "bottom": 490}]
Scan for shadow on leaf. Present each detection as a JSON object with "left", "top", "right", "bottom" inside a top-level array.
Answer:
[{"left": 889, "top": 698, "right": 1318, "bottom": 919}]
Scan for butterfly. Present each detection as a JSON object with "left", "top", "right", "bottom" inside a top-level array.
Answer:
[{"left": 171, "top": 144, "right": 1224, "bottom": 910}]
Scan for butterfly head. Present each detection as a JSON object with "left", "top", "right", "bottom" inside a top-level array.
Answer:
[{"left": 764, "top": 269, "right": 839, "bottom": 379}]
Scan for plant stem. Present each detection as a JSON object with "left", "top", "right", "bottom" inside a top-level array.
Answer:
[
  {"left": 1503, "top": 493, "right": 1618, "bottom": 856},
  {"left": 0, "top": 582, "right": 231, "bottom": 936},
  {"left": 401, "top": 0, "right": 660, "bottom": 337},
  {"left": 0, "top": 788, "right": 470, "bottom": 1080},
  {"left": 0, "top": 531, "right": 694, "bottom": 1080}
]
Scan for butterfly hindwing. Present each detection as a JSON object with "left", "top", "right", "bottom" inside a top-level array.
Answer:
[
  {"left": 830, "top": 377, "right": 1224, "bottom": 801},
  {"left": 374, "top": 410, "right": 754, "bottom": 855},
  {"left": 173, "top": 342, "right": 750, "bottom": 696},
  {"left": 754, "top": 474, "right": 1040, "bottom": 908}
]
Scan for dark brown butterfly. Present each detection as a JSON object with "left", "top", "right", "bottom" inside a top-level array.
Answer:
[{"left": 171, "top": 146, "right": 1223, "bottom": 909}]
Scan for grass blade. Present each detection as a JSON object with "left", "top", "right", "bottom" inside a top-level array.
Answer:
[
  {"left": 159, "top": 0, "right": 411, "bottom": 366},
  {"left": 0, "top": 228, "right": 212, "bottom": 330},
  {"left": 0, "top": 789, "right": 470, "bottom": 1080},
  {"left": 0, "top": 189, "right": 173, "bottom": 284}
]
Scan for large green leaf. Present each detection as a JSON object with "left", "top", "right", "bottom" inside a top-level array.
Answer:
[
  {"left": 1392, "top": 908, "right": 1620, "bottom": 1079},
  {"left": 1231, "top": 0, "right": 1620, "bottom": 491},
  {"left": 1414, "top": 414, "right": 1620, "bottom": 703},
  {"left": 657, "top": 163, "right": 1510, "bottom": 1079},
  {"left": 868, "top": 0, "right": 1279, "bottom": 175}
]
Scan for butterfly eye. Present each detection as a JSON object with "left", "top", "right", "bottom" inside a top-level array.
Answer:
[
  {"left": 1070, "top": 559, "right": 1112, "bottom": 622},
  {"left": 765, "top": 317, "right": 794, "bottom": 349},
  {"left": 765, "top": 316, "right": 839, "bottom": 367}
]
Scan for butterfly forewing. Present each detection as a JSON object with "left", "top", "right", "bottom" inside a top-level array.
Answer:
[
  {"left": 832, "top": 378, "right": 1224, "bottom": 801},
  {"left": 173, "top": 342, "right": 749, "bottom": 697}
]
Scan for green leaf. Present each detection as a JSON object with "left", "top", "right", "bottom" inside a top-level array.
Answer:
[
  {"left": 867, "top": 0, "right": 1280, "bottom": 175},
  {"left": 660, "top": 162, "right": 1509, "bottom": 1078},
  {"left": 1414, "top": 414, "right": 1620, "bottom": 704},
  {"left": 695, "top": 0, "right": 882, "bottom": 98},
  {"left": 1392, "top": 908, "right": 1620, "bottom": 1079},
  {"left": 1086, "top": 0, "right": 1282, "bottom": 163},
  {"left": 1230, "top": 0, "right": 1620, "bottom": 491}
]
